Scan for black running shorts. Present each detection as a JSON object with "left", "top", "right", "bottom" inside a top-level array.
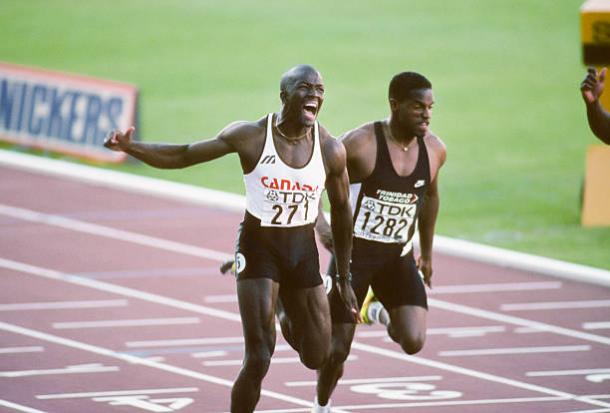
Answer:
[
  {"left": 329, "top": 240, "right": 428, "bottom": 323},
  {"left": 235, "top": 211, "right": 322, "bottom": 289}
]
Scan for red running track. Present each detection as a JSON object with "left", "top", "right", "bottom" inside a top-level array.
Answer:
[{"left": 0, "top": 165, "right": 609, "bottom": 413}]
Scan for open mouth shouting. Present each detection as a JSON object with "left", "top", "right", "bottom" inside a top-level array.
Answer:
[{"left": 302, "top": 100, "right": 319, "bottom": 123}]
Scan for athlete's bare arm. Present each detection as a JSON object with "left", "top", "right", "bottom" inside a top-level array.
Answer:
[
  {"left": 103, "top": 118, "right": 266, "bottom": 171},
  {"left": 320, "top": 128, "right": 360, "bottom": 322},
  {"left": 417, "top": 134, "right": 447, "bottom": 288},
  {"left": 314, "top": 200, "right": 333, "bottom": 252},
  {"left": 341, "top": 123, "right": 377, "bottom": 183},
  {"left": 581, "top": 67, "right": 610, "bottom": 145}
]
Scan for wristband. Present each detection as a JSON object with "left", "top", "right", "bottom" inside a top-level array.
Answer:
[{"left": 334, "top": 272, "right": 352, "bottom": 282}]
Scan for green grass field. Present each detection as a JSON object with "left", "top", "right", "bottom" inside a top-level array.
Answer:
[{"left": 3, "top": 0, "right": 609, "bottom": 270}]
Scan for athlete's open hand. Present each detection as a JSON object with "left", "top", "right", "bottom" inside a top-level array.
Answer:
[
  {"left": 417, "top": 256, "right": 433, "bottom": 288},
  {"left": 335, "top": 276, "right": 362, "bottom": 323},
  {"left": 104, "top": 126, "right": 136, "bottom": 151},
  {"left": 581, "top": 67, "right": 606, "bottom": 105}
]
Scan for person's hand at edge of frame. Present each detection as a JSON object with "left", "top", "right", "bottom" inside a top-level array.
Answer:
[
  {"left": 581, "top": 67, "right": 607, "bottom": 105},
  {"left": 417, "top": 255, "right": 433, "bottom": 289},
  {"left": 104, "top": 126, "right": 136, "bottom": 151},
  {"left": 335, "top": 275, "right": 362, "bottom": 323}
]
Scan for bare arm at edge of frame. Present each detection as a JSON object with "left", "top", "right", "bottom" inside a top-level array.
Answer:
[{"left": 581, "top": 67, "right": 610, "bottom": 145}]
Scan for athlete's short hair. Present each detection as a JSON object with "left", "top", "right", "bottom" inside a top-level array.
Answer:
[
  {"left": 388, "top": 72, "right": 432, "bottom": 102},
  {"left": 280, "top": 64, "right": 319, "bottom": 92}
]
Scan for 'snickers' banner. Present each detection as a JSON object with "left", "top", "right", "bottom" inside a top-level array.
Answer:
[{"left": 0, "top": 61, "right": 138, "bottom": 163}]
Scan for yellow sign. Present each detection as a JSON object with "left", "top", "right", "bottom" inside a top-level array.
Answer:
[
  {"left": 582, "top": 145, "right": 610, "bottom": 227},
  {"left": 581, "top": 0, "right": 610, "bottom": 64}
]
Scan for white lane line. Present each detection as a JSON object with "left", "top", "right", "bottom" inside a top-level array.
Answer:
[
  {"left": 428, "top": 298, "right": 610, "bottom": 346},
  {"left": 52, "top": 317, "right": 200, "bottom": 329},
  {"left": 191, "top": 350, "right": 227, "bottom": 359},
  {"left": 357, "top": 326, "right": 506, "bottom": 339},
  {"left": 439, "top": 345, "right": 591, "bottom": 357},
  {"left": 337, "top": 396, "right": 569, "bottom": 411},
  {"left": 350, "top": 341, "right": 610, "bottom": 408},
  {"left": 204, "top": 355, "right": 357, "bottom": 367},
  {"left": 424, "top": 326, "right": 506, "bottom": 338},
  {"left": 207, "top": 281, "right": 563, "bottom": 301},
  {"left": 430, "top": 281, "right": 563, "bottom": 294},
  {"left": 557, "top": 409, "right": 610, "bottom": 413},
  {"left": 0, "top": 363, "right": 119, "bottom": 378},
  {"left": 0, "top": 346, "right": 44, "bottom": 354},
  {"left": 0, "top": 399, "right": 47, "bottom": 413},
  {"left": 204, "top": 294, "right": 238, "bottom": 303},
  {"left": 37, "top": 387, "right": 198, "bottom": 400},
  {"left": 527, "top": 368, "right": 610, "bottom": 377},
  {"left": 0, "top": 299, "right": 128, "bottom": 311},
  {"left": 501, "top": 300, "right": 610, "bottom": 311},
  {"left": 0, "top": 258, "right": 242, "bottom": 323},
  {"left": 3, "top": 257, "right": 609, "bottom": 410},
  {"left": 0, "top": 204, "right": 232, "bottom": 262},
  {"left": 77, "top": 266, "right": 220, "bottom": 280},
  {"left": 285, "top": 375, "right": 443, "bottom": 387},
  {"left": 583, "top": 322, "right": 610, "bottom": 330},
  {"left": 514, "top": 326, "right": 546, "bottom": 334},
  {"left": 206, "top": 282, "right": 559, "bottom": 302},
  {"left": 0, "top": 322, "right": 324, "bottom": 410},
  {"left": 126, "top": 336, "right": 244, "bottom": 348}
]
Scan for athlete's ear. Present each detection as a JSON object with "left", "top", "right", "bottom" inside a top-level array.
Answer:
[
  {"left": 389, "top": 98, "right": 398, "bottom": 112},
  {"left": 280, "top": 91, "right": 287, "bottom": 104}
]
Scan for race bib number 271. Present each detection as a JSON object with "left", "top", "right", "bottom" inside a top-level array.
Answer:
[{"left": 261, "top": 189, "right": 315, "bottom": 227}]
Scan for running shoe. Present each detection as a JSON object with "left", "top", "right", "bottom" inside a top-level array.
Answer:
[
  {"left": 219, "top": 260, "right": 236, "bottom": 276},
  {"left": 360, "top": 286, "right": 378, "bottom": 325}
]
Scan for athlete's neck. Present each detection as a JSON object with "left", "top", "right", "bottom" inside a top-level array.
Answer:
[
  {"left": 386, "top": 119, "right": 415, "bottom": 150},
  {"left": 275, "top": 114, "right": 311, "bottom": 143}
]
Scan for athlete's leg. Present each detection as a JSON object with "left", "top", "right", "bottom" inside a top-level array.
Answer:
[
  {"left": 315, "top": 322, "right": 356, "bottom": 407},
  {"left": 276, "top": 295, "right": 298, "bottom": 352},
  {"left": 279, "top": 283, "right": 331, "bottom": 369},
  {"left": 231, "top": 278, "right": 279, "bottom": 412},
  {"left": 370, "top": 252, "right": 428, "bottom": 355},
  {"left": 386, "top": 305, "right": 427, "bottom": 354}
]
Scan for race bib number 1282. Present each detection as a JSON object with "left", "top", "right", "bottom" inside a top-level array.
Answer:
[{"left": 353, "top": 195, "right": 416, "bottom": 243}]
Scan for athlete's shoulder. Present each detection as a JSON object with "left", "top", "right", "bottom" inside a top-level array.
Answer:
[
  {"left": 221, "top": 116, "right": 266, "bottom": 138},
  {"left": 424, "top": 132, "right": 447, "bottom": 166},
  {"left": 218, "top": 116, "right": 267, "bottom": 148},
  {"left": 341, "top": 121, "right": 377, "bottom": 158},
  {"left": 341, "top": 121, "right": 376, "bottom": 144},
  {"left": 317, "top": 123, "right": 346, "bottom": 174}
]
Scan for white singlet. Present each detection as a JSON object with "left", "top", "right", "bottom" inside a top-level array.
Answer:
[{"left": 243, "top": 113, "right": 325, "bottom": 227}]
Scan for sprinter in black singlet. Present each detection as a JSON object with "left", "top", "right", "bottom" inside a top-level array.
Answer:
[
  {"left": 311, "top": 72, "right": 446, "bottom": 412},
  {"left": 104, "top": 64, "right": 358, "bottom": 413}
]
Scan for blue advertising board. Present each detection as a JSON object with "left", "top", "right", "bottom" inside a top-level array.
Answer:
[{"left": 0, "top": 62, "right": 138, "bottom": 163}]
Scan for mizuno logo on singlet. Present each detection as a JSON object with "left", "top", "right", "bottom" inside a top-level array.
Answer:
[
  {"left": 260, "top": 155, "right": 276, "bottom": 164},
  {"left": 414, "top": 179, "right": 425, "bottom": 188}
]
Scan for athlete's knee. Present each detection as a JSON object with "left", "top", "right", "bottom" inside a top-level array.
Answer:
[
  {"left": 242, "top": 348, "right": 273, "bottom": 380},
  {"left": 299, "top": 346, "right": 329, "bottom": 370},
  {"left": 327, "top": 340, "right": 351, "bottom": 365},
  {"left": 398, "top": 332, "right": 426, "bottom": 355}
]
